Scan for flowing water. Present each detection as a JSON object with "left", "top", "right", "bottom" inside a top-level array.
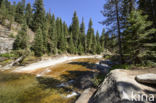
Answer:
[{"left": 0, "top": 58, "right": 101, "bottom": 103}]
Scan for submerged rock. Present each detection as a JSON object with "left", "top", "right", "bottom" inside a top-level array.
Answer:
[
  {"left": 96, "top": 60, "right": 112, "bottom": 74},
  {"left": 66, "top": 91, "right": 78, "bottom": 98},
  {"left": 135, "top": 73, "right": 156, "bottom": 84}
]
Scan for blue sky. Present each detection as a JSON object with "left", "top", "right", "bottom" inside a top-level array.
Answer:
[{"left": 9, "top": 0, "right": 105, "bottom": 34}]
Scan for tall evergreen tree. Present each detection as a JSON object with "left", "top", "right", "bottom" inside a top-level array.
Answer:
[
  {"left": 32, "top": 27, "right": 44, "bottom": 57},
  {"left": 123, "top": 10, "right": 156, "bottom": 64},
  {"left": 92, "top": 34, "right": 97, "bottom": 54},
  {"left": 32, "top": 0, "right": 45, "bottom": 32},
  {"left": 86, "top": 19, "right": 94, "bottom": 53},
  {"left": 15, "top": 1, "right": 25, "bottom": 24},
  {"left": 48, "top": 14, "right": 57, "bottom": 54},
  {"left": 96, "top": 31, "right": 102, "bottom": 54},
  {"left": 71, "top": 11, "right": 80, "bottom": 53},
  {"left": 78, "top": 42, "right": 83, "bottom": 55},
  {"left": 80, "top": 18, "right": 85, "bottom": 53},
  {"left": 101, "top": 0, "right": 123, "bottom": 63},
  {"left": 25, "top": 3, "right": 33, "bottom": 28},
  {"left": 100, "top": 28, "right": 105, "bottom": 52},
  {"left": 68, "top": 33, "right": 75, "bottom": 54},
  {"left": 0, "top": 0, "right": 7, "bottom": 24},
  {"left": 63, "top": 22, "right": 69, "bottom": 52}
]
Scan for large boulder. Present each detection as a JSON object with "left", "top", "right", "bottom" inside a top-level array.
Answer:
[
  {"left": 89, "top": 69, "right": 156, "bottom": 103},
  {"left": 135, "top": 74, "right": 156, "bottom": 84}
]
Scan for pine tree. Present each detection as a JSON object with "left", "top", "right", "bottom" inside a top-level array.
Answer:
[
  {"left": 63, "top": 22, "right": 69, "bottom": 52},
  {"left": 56, "top": 17, "right": 61, "bottom": 50},
  {"left": 32, "top": 27, "right": 44, "bottom": 57},
  {"left": 42, "top": 17, "right": 49, "bottom": 54},
  {"left": 68, "top": 33, "right": 75, "bottom": 54},
  {"left": 48, "top": 14, "right": 57, "bottom": 54},
  {"left": 0, "top": 0, "right": 7, "bottom": 24},
  {"left": 78, "top": 42, "right": 83, "bottom": 55},
  {"left": 71, "top": 11, "right": 80, "bottom": 53},
  {"left": 92, "top": 34, "right": 97, "bottom": 54},
  {"left": 13, "top": 23, "right": 28, "bottom": 50},
  {"left": 123, "top": 10, "right": 156, "bottom": 64},
  {"left": 86, "top": 19, "right": 93, "bottom": 53},
  {"left": 15, "top": 1, "right": 25, "bottom": 24},
  {"left": 96, "top": 31, "right": 102, "bottom": 54},
  {"left": 32, "top": 0, "right": 45, "bottom": 32},
  {"left": 101, "top": 0, "right": 123, "bottom": 63},
  {"left": 100, "top": 29, "right": 105, "bottom": 52},
  {"left": 25, "top": 3, "right": 33, "bottom": 28},
  {"left": 80, "top": 18, "right": 85, "bottom": 53}
]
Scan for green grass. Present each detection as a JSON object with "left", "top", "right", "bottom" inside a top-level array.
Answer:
[
  {"left": 92, "top": 73, "right": 106, "bottom": 87},
  {"left": 0, "top": 72, "right": 76, "bottom": 103},
  {"left": 0, "top": 53, "right": 17, "bottom": 58},
  {"left": 111, "top": 64, "right": 132, "bottom": 70}
]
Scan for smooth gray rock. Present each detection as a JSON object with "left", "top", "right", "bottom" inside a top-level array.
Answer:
[
  {"left": 97, "top": 64, "right": 110, "bottom": 74},
  {"left": 89, "top": 69, "right": 156, "bottom": 103},
  {"left": 0, "top": 37, "right": 15, "bottom": 54},
  {"left": 76, "top": 88, "right": 96, "bottom": 103},
  {"left": 97, "top": 60, "right": 111, "bottom": 74},
  {"left": 135, "top": 74, "right": 156, "bottom": 84}
]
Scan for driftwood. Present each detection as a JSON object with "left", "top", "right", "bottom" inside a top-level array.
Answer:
[{"left": 2, "top": 56, "right": 24, "bottom": 70}]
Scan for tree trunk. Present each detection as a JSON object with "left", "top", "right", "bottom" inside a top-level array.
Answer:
[{"left": 115, "top": 0, "right": 123, "bottom": 63}]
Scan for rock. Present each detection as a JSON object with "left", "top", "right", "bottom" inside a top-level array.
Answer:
[
  {"left": 97, "top": 64, "right": 111, "bottom": 74},
  {"left": 135, "top": 74, "right": 156, "bottom": 84},
  {"left": 66, "top": 91, "right": 78, "bottom": 98},
  {"left": 99, "top": 60, "right": 113, "bottom": 66},
  {"left": 89, "top": 69, "right": 156, "bottom": 103},
  {"left": 0, "top": 37, "right": 15, "bottom": 54},
  {"left": 57, "top": 80, "right": 74, "bottom": 88},
  {"left": 76, "top": 88, "right": 96, "bottom": 103},
  {"left": 0, "top": 23, "right": 34, "bottom": 54},
  {"left": 0, "top": 57, "right": 8, "bottom": 62},
  {"left": 96, "top": 60, "right": 111, "bottom": 74},
  {"left": 80, "top": 75, "right": 95, "bottom": 89}
]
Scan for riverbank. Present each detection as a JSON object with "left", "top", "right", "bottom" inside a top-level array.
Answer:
[
  {"left": 0, "top": 56, "right": 103, "bottom": 103},
  {"left": 13, "top": 55, "right": 102, "bottom": 73}
]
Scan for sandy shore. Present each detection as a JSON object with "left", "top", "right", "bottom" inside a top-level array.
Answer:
[{"left": 13, "top": 55, "right": 102, "bottom": 73}]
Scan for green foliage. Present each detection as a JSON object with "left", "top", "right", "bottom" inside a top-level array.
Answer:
[
  {"left": 13, "top": 23, "right": 28, "bottom": 50},
  {"left": 123, "top": 10, "right": 156, "bottom": 64},
  {"left": 92, "top": 73, "right": 105, "bottom": 87},
  {"left": 86, "top": 19, "right": 94, "bottom": 53},
  {"left": 71, "top": 11, "right": 80, "bottom": 50},
  {"left": 15, "top": 1, "right": 25, "bottom": 24},
  {"left": 111, "top": 64, "right": 132, "bottom": 70},
  {"left": 0, "top": 0, "right": 105, "bottom": 56},
  {"left": 32, "top": 0, "right": 45, "bottom": 32},
  {"left": 68, "top": 33, "right": 75, "bottom": 54},
  {"left": 25, "top": 3, "right": 33, "bottom": 27},
  {"left": 0, "top": 52, "right": 17, "bottom": 58},
  {"left": 78, "top": 42, "right": 83, "bottom": 55},
  {"left": 48, "top": 14, "right": 57, "bottom": 54},
  {"left": 32, "top": 27, "right": 44, "bottom": 57}
]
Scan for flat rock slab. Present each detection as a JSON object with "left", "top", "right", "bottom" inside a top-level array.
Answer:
[
  {"left": 90, "top": 69, "right": 156, "bottom": 103},
  {"left": 135, "top": 73, "right": 156, "bottom": 84},
  {"left": 76, "top": 88, "right": 96, "bottom": 103}
]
